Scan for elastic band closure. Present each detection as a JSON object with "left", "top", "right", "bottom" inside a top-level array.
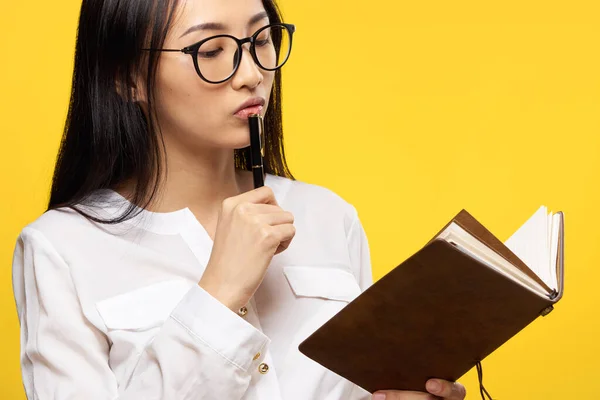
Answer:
[{"left": 476, "top": 361, "right": 494, "bottom": 400}]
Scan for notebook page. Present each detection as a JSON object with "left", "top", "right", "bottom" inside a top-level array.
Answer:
[
  {"left": 438, "top": 223, "right": 548, "bottom": 298},
  {"left": 504, "top": 206, "right": 553, "bottom": 289},
  {"left": 549, "top": 213, "right": 561, "bottom": 290}
]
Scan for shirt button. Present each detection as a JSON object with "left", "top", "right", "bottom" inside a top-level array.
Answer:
[
  {"left": 258, "top": 363, "right": 269, "bottom": 374},
  {"left": 238, "top": 306, "right": 248, "bottom": 317}
]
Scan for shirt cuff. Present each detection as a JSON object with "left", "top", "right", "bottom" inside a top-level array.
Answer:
[{"left": 170, "top": 284, "right": 270, "bottom": 372}]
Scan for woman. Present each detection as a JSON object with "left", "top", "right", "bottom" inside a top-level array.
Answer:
[{"left": 12, "top": 0, "right": 466, "bottom": 399}]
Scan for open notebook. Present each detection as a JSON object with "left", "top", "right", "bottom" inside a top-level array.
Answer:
[
  {"left": 298, "top": 206, "right": 564, "bottom": 394},
  {"left": 437, "top": 206, "right": 563, "bottom": 300}
]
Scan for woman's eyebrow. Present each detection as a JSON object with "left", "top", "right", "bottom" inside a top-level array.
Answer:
[{"left": 179, "top": 11, "right": 269, "bottom": 38}]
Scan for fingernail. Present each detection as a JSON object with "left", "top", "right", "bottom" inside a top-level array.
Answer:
[
  {"left": 426, "top": 380, "right": 441, "bottom": 393},
  {"left": 372, "top": 393, "right": 386, "bottom": 400}
]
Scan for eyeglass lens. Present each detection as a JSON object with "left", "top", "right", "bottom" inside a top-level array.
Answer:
[{"left": 196, "top": 25, "right": 291, "bottom": 82}]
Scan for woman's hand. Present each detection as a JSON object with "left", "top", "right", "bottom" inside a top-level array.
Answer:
[
  {"left": 372, "top": 379, "right": 466, "bottom": 400},
  {"left": 199, "top": 186, "right": 296, "bottom": 312}
]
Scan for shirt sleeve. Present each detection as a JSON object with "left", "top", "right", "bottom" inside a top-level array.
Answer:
[
  {"left": 346, "top": 208, "right": 376, "bottom": 400},
  {"left": 346, "top": 206, "right": 374, "bottom": 292},
  {"left": 12, "top": 227, "right": 269, "bottom": 400}
]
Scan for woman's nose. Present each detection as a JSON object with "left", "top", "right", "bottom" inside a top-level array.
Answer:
[{"left": 231, "top": 45, "right": 263, "bottom": 89}]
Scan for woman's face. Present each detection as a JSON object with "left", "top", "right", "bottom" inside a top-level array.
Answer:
[{"left": 146, "top": 0, "right": 275, "bottom": 152}]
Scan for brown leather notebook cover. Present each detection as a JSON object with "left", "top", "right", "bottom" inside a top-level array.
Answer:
[{"left": 298, "top": 210, "right": 564, "bottom": 394}]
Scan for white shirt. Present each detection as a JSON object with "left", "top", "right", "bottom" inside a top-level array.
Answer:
[{"left": 12, "top": 173, "right": 374, "bottom": 400}]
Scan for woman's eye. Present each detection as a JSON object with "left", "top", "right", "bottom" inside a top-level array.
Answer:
[
  {"left": 198, "top": 48, "right": 223, "bottom": 58},
  {"left": 256, "top": 39, "right": 270, "bottom": 47}
]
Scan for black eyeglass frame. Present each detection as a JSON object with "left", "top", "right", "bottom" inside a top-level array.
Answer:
[{"left": 142, "top": 23, "right": 296, "bottom": 84}]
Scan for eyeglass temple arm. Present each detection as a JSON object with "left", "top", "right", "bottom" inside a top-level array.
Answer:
[{"left": 141, "top": 48, "right": 184, "bottom": 52}]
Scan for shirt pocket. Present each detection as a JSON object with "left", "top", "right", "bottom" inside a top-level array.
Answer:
[
  {"left": 281, "top": 265, "right": 363, "bottom": 347},
  {"left": 95, "top": 279, "right": 195, "bottom": 375},
  {"left": 282, "top": 265, "right": 362, "bottom": 303},
  {"left": 280, "top": 266, "right": 363, "bottom": 399},
  {"left": 96, "top": 279, "right": 195, "bottom": 330}
]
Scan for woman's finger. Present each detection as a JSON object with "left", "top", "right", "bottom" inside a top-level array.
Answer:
[
  {"left": 243, "top": 203, "right": 285, "bottom": 214},
  {"left": 425, "top": 379, "right": 467, "bottom": 399},
  {"left": 259, "top": 211, "right": 294, "bottom": 226},
  {"left": 372, "top": 391, "right": 439, "bottom": 400}
]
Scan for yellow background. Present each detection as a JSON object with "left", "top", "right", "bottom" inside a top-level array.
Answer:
[{"left": 1, "top": 1, "right": 599, "bottom": 398}]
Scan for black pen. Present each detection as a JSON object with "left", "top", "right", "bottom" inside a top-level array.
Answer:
[{"left": 248, "top": 114, "right": 265, "bottom": 188}]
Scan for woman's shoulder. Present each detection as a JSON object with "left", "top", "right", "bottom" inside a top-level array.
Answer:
[
  {"left": 18, "top": 191, "right": 126, "bottom": 250},
  {"left": 24, "top": 206, "right": 85, "bottom": 232},
  {"left": 270, "top": 173, "right": 359, "bottom": 222},
  {"left": 18, "top": 207, "right": 95, "bottom": 246}
]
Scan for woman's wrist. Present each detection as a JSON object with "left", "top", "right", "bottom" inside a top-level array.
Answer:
[{"left": 198, "top": 276, "right": 246, "bottom": 313}]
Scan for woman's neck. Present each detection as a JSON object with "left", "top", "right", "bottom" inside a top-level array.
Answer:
[
  {"left": 117, "top": 147, "right": 254, "bottom": 215},
  {"left": 156, "top": 157, "right": 253, "bottom": 214}
]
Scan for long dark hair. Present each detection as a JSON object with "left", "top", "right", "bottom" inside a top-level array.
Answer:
[{"left": 48, "top": 0, "right": 294, "bottom": 223}]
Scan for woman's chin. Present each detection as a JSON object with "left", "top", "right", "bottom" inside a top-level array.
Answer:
[
  {"left": 230, "top": 127, "right": 252, "bottom": 149},
  {"left": 185, "top": 124, "right": 252, "bottom": 151}
]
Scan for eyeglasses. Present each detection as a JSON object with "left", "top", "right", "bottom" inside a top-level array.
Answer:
[{"left": 142, "top": 23, "right": 295, "bottom": 84}]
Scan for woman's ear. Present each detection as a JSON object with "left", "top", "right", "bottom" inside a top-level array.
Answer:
[
  {"left": 131, "top": 74, "right": 148, "bottom": 105},
  {"left": 115, "top": 71, "right": 147, "bottom": 105}
]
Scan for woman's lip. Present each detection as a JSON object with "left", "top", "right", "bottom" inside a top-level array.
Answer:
[{"left": 234, "top": 105, "right": 264, "bottom": 119}]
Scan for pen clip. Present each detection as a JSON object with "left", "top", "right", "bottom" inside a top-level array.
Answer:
[
  {"left": 260, "top": 119, "right": 265, "bottom": 158},
  {"left": 248, "top": 114, "right": 265, "bottom": 188},
  {"left": 249, "top": 114, "right": 264, "bottom": 166}
]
